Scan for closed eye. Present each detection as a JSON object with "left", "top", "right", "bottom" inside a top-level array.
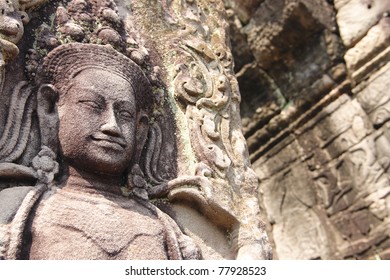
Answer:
[
  {"left": 79, "top": 100, "right": 102, "bottom": 110},
  {"left": 118, "top": 110, "right": 134, "bottom": 120}
]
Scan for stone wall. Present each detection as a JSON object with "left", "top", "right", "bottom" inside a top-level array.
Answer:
[{"left": 226, "top": 0, "right": 390, "bottom": 259}]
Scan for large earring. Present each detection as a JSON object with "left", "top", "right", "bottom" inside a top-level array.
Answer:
[
  {"left": 37, "top": 84, "right": 59, "bottom": 156},
  {"left": 31, "top": 146, "right": 59, "bottom": 187},
  {"left": 125, "top": 164, "right": 149, "bottom": 200}
]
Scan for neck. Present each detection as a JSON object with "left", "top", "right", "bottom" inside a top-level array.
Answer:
[{"left": 63, "top": 166, "right": 125, "bottom": 196}]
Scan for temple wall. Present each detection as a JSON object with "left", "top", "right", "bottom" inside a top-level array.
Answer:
[{"left": 226, "top": 0, "right": 390, "bottom": 259}]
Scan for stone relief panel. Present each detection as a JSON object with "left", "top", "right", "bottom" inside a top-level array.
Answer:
[
  {"left": 0, "top": 0, "right": 271, "bottom": 260},
  {"left": 261, "top": 163, "right": 329, "bottom": 260},
  {"left": 254, "top": 86, "right": 390, "bottom": 259},
  {"left": 306, "top": 97, "right": 390, "bottom": 259}
]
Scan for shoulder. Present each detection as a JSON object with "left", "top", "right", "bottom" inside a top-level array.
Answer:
[
  {"left": 0, "top": 186, "right": 37, "bottom": 225},
  {"left": 0, "top": 163, "right": 46, "bottom": 259}
]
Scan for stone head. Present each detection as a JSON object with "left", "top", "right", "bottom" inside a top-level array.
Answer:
[
  {"left": 39, "top": 43, "right": 153, "bottom": 176},
  {"left": 0, "top": 0, "right": 29, "bottom": 44}
]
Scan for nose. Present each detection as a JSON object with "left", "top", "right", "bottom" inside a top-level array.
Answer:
[{"left": 100, "top": 107, "right": 121, "bottom": 137}]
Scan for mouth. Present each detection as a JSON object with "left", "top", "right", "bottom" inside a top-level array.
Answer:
[{"left": 91, "top": 135, "right": 127, "bottom": 150}]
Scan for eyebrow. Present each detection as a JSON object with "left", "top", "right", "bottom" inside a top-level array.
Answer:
[
  {"left": 114, "top": 100, "right": 135, "bottom": 112},
  {"left": 75, "top": 88, "right": 106, "bottom": 104},
  {"left": 71, "top": 86, "right": 136, "bottom": 110}
]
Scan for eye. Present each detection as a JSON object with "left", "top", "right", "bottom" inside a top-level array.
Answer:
[
  {"left": 118, "top": 110, "right": 134, "bottom": 120},
  {"left": 79, "top": 100, "right": 102, "bottom": 110}
]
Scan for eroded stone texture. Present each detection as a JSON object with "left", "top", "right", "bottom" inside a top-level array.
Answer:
[
  {"left": 228, "top": 0, "right": 390, "bottom": 259},
  {"left": 0, "top": 0, "right": 271, "bottom": 260},
  {"left": 335, "top": 0, "right": 390, "bottom": 47},
  {"left": 344, "top": 17, "right": 390, "bottom": 73},
  {"left": 226, "top": 0, "right": 346, "bottom": 156}
]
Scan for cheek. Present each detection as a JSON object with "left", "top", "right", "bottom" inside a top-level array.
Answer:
[
  {"left": 58, "top": 114, "right": 80, "bottom": 155},
  {"left": 59, "top": 104, "right": 97, "bottom": 132},
  {"left": 59, "top": 107, "right": 77, "bottom": 136},
  {"left": 121, "top": 122, "right": 136, "bottom": 149},
  {"left": 58, "top": 106, "right": 91, "bottom": 152}
]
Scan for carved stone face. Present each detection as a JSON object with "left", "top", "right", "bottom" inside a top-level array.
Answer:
[
  {"left": 0, "top": 0, "right": 27, "bottom": 44},
  {"left": 57, "top": 68, "right": 137, "bottom": 176}
]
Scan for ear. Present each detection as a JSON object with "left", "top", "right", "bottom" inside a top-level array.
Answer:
[
  {"left": 133, "top": 113, "right": 149, "bottom": 164},
  {"left": 37, "top": 84, "right": 59, "bottom": 154}
]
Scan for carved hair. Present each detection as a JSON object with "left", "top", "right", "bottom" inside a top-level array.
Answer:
[{"left": 42, "top": 43, "right": 154, "bottom": 114}]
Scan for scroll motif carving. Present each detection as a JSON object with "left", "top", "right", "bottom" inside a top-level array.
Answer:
[{"left": 161, "top": 0, "right": 272, "bottom": 259}]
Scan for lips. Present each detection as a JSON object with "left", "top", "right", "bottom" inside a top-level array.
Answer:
[{"left": 90, "top": 134, "right": 127, "bottom": 150}]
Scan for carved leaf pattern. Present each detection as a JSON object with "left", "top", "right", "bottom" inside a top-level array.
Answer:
[{"left": 162, "top": 0, "right": 271, "bottom": 257}]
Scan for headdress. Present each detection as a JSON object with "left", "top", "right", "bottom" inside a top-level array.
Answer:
[{"left": 42, "top": 43, "right": 153, "bottom": 112}]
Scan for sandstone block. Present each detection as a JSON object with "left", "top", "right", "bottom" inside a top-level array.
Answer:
[
  {"left": 335, "top": 0, "right": 390, "bottom": 47},
  {"left": 345, "top": 17, "right": 390, "bottom": 72},
  {"left": 356, "top": 62, "right": 390, "bottom": 113}
]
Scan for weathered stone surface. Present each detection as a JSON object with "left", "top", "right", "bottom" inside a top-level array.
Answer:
[
  {"left": 345, "top": 17, "right": 390, "bottom": 73},
  {"left": 335, "top": 0, "right": 390, "bottom": 47},
  {"left": 356, "top": 62, "right": 390, "bottom": 114},
  {"left": 3, "top": 0, "right": 389, "bottom": 261},
  {"left": 225, "top": 0, "right": 264, "bottom": 23},
  {"left": 253, "top": 93, "right": 390, "bottom": 259},
  {"left": 244, "top": 0, "right": 334, "bottom": 70},
  {"left": 226, "top": 0, "right": 390, "bottom": 260},
  {"left": 227, "top": 0, "right": 345, "bottom": 156},
  {"left": 261, "top": 164, "right": 330, "bottom": 259}
]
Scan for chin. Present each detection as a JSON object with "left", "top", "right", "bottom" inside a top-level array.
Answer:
[
  {"left": 90, "top": 160, "right": 129, "bottom": 176},
  {"left": 95, "top": 164, "right": 128, "bottom": 176},
  {"left": 66, "top": 155, "right": 129, "bottom": 177}
]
